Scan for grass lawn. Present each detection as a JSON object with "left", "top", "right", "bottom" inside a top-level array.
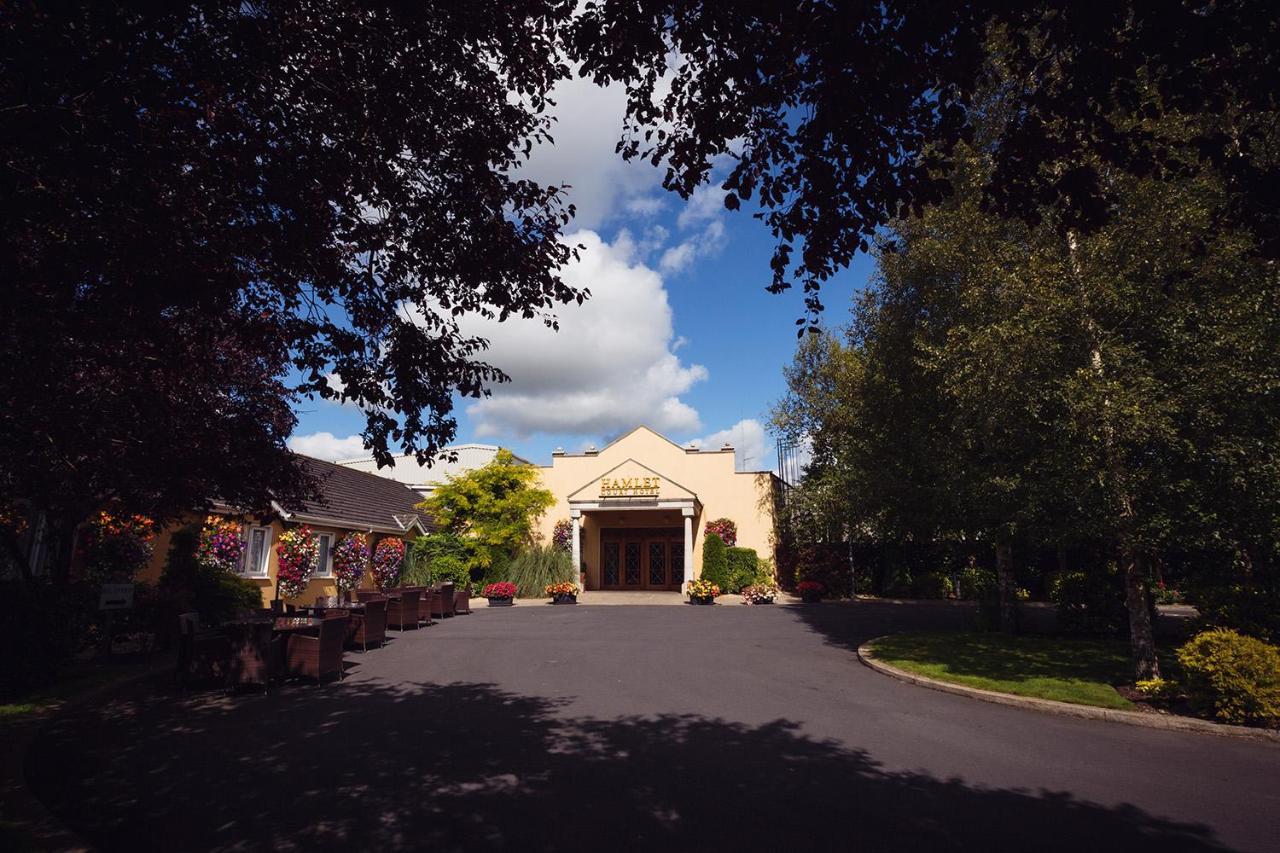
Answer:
[
  {"left": 0, "top": 659, "right": 155, "bottom": 725},
  {"left": 868, "top": 632, "right": 1139, "bottom": 710}
]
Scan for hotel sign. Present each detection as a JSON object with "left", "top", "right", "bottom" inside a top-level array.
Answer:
[{"left": 599, "top": 476, "right": 660, "bottom": 498}]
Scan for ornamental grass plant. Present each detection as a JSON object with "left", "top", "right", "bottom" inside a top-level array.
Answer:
[{"left": 508, "top": 545, "right": 573, "bottom": 598}]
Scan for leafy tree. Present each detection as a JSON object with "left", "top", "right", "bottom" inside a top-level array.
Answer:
[
  {"left": 2, "top": 2, "right": 580, "bottom": 568},
  {"left": 773, "top": 54, "right": 1280, "bottom": 679},
  {"left": 571, "top": 2, "right": 1280, "bottom": 323},
  {"left": 418, "top": 450, "right": 554, "bottom": 575}
]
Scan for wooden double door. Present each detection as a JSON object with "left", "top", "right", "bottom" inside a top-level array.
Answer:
[{"left": 600, "top": 528, "right": 685, "bottom": 590}]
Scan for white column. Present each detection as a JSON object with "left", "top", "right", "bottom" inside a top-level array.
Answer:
[
  {"left": 570, "top": 510, "right": 582, "bottom": 591},
  {"left": 682, "top": 507, "right": 694, "bottom": 592}
]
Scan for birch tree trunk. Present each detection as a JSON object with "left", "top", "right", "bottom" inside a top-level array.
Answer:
[{"left": 1067, "top": 230, "right": 1160, "bottom": 680}]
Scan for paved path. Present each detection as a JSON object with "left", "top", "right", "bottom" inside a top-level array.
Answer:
[{"left": 24, "top": 602, "right": 1280, "bottom": 852}]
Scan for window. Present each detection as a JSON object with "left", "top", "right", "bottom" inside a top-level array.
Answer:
[
  {"left": 312, "top": 532, "right": 335, "bottom": 578},
  {"left": 240, "top": 526, "right": 271, "bottom": 578}
]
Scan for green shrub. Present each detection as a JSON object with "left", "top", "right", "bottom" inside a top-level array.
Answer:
[
  {"left": 1176, "top": 629, "right": 1280, "bottom": 726},
  {"left": 158, "top": 524, "right": 261, "bottom": 626},
  {"left": 882, "top": 565, "right": 913, "bottom": 598},
  {"left": 956, "top": 564, "right": 995, "bottom": 601},
  {"left": 914, "top": 571, "right": 954, "bottom": 600},
  {"left": 726, "top": 547, "right": 760, "bottom": 593},
  {"left": 701, "top": 533, "right": 731, "bottom": 591},
  {"left": 1049, "top": 567, "right": 1127, "bottom": 635},
  {"left": 507, "top": 545, "right": 573, "bottom": 597}
]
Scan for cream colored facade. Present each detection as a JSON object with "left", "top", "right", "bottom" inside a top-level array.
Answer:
[{"left": 534, "top": 426, "right": 779, "bottom": 591}]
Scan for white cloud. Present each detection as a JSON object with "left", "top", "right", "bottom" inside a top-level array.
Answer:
[
  {"left": 458, "top": 229, "right": 708, "bottom": 438},
  {"left": 690, "top": 418, "right": 771, "bottom": 472},
  {"left": 516, "top": 74, "right": 665, "bottom": 229},
  {"left": 625, "top": 195, "right": 666, "bottom": 216},
  {"left": 288, "top": 431, "right": 368, "bottom": 462},
  {"left": 658, "top": 219, "right": 728, "bottom": 275},
  {"left": 677, "top": 184, "right": 728, "bottom": 229}
]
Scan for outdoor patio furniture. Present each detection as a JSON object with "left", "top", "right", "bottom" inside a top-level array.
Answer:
[
  {"left": 223, "top": 619, "right": 284, "bottom": 692},
  {"left": 175, "top": 612, "right": 228, "bottom": 688},
  {"left": 431, "top": 582, "right": 456, "bottom": 618},
  {"left": 453, "top": 586, "right": 472, "bottom": 615},
  {"left": 269, "top": 599, "right": 284, "bottom": 615},
  {"left": 322, "top": 608, "right": 350, "bottom": 620},
  {"left": 286, "top": 615, "right": 349, "bottom": 683},
  {"left": 356, "top": 590, "right": 381, "bottom": 603},
  {"left": 349, "top": 598, "right": 387, "bottom": 652},
  {"left": 386, "top": 589, "right": 420, "bottom": 631},
  {"left": 412, "top": 587, "right": 436, "bottom": 626}
]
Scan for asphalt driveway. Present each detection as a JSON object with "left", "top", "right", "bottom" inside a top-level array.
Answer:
[{"left": 24, "top": 602, "right": 1280, "bottom": 852}]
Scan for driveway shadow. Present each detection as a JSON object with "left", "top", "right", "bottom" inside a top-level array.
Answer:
[{"left": 25, "top": 674, "right": 1231, "bottom": 852}]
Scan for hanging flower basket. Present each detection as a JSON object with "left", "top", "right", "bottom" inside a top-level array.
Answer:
[
  {"left": 196, "top": 516, "right": 244, "bottom": 574},
  {"left": 275, "top": 526, "right": 318, "bottom": 600},
  {"left": 332, "top": 532, "right": 370, "bottom": 593},
  {"left": 370, "top": 538, "right": 405, "bottom": 591}
]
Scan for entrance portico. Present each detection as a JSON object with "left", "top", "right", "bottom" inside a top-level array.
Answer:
[{"left": 567, "top": 459, "right": 700, "bottom": 592}]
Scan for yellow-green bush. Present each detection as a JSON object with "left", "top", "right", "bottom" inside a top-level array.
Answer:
[{"left": 1175, "top": 629, "right": 1280, "bottom": 726}]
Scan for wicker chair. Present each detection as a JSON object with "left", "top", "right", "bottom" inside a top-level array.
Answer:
[
  {"left": 223, "top": 620, "right": 284, "bottom": 692},
  {"left": 286, "top": 616, "right": 349, "bottom": 684},
  {"left": 428, "top": 583, "right": 454, "bottom": 619},
  {"left": 453, "top": 585, "right": 472, "bottom": 615},
  {"left": 386, "top": 590, "right": 420, "bottom": 632},
  {"left": 349, "top": 598, "right": 387, "bottom": 652},
  {"left": 412, "top": 587, "right": 436, "bottom": 627},
  {"left": 175, "top": 612, "right": 228, "bottom": 688},
  {"left": 356, "top": 590, "right": 381, "bottom": 603}
]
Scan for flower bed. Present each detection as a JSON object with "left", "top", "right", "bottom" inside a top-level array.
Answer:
[
  {"left": 796, "top": 580, "right": 825, "bottom": 602},
  {"left": 741, "top": 584, "right": 777, "bottom": 605},
  {"left": 483, "top": 581, "right": 517, "bottom": 603},
  {"left": 545, "top": 581, "right": 579, "bottom": 604},
  {"left": 687, "top": 578, "right": 721, "bottom": 604}
]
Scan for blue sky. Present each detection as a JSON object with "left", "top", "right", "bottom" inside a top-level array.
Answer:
[{"left": 289, "top": 74, "right": 874, "bottom": 471}]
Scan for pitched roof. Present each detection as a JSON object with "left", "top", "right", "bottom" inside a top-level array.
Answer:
[{"left": 282, "top": 456, "right": 435, "bottom": 535}]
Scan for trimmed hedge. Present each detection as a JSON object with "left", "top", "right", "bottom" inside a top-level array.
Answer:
[
  {"left": 1176, "top": 629, "right": 1280, "bottom": 726},
  {"left": 701, "top": 533, "right": 731, "bottom": 591},
  {"left": 726, "top": 547, "right": 760, "bottom": 593}
]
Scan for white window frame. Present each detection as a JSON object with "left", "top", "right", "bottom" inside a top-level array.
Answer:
[
  {"left": 312, "top": 532, "right": 335, "bottom": 579},
  {"left": 240, "top": 525, "right": 272, "bottom": 579}
]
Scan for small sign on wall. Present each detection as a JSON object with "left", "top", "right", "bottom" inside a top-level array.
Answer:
[{"left": 98, "top": 583, "right": 135, "bottom": 611}]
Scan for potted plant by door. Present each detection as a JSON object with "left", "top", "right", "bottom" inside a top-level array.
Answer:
[
  {"left": 545, "top": 582, "right": 579, "bottom": 605},
  {"left": 796, "top": 580, "right": 825, "bottom": 603},
  {"left": 482, "top": 581, "right": 517, "bottom": 607},
  {"left": 687, "top": 578, "right": 721, "bottom": 605}
]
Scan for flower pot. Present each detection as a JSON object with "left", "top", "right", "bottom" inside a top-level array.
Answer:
[
  {"left": 690, "top": 595, "right": 715, "bottom": 605},
  {"left": 486, "top": 597, "right": 514, "bottom": 607},
  {"left": 551, "top": 593, "right": 577, "bottom": 605}
]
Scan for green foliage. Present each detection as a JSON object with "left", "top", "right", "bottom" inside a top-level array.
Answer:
[
  {"left": 405, "top": 531, "right": 473, "bottom": 586},
  {"left": 418, "top": 450, "right": 555, "bottom": 575},
  {"left": 956, "top": 564, "right": 995, "bottom": 601},
  {"left": 1176, "top": 629, "right": 1280, "bottom": 726},
  {"left": 913, "top": 571, "right": 954, "bottom": 600},
  {"left": 725, "top": 546, "right": 760, "bottom": 593},
  {"left": 0, "top": 579, "right": 97, "bottom": 699},
  {"left": 507, "top": 545, "right": 573, "bottom": 598},
  {"left": 159, "top": 525, "right": 261, "bottom": 625},
  {"left": 701, "top": 533, "right": 731, "bottom": 591},
  {"left": 1050, "top": 568, "right": 1127, "bottom": 636}
]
